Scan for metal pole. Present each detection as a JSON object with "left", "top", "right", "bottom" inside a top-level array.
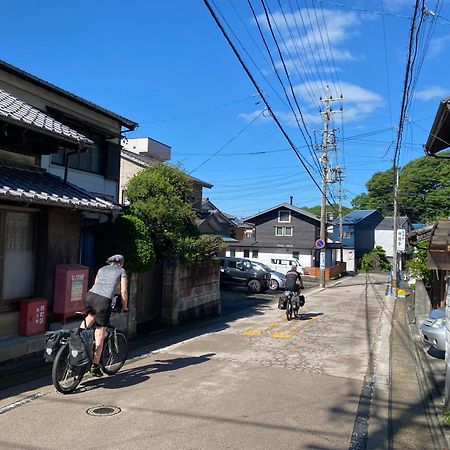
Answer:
[{"left": 392, "top": 167, "right": 399, "bottom": 293}]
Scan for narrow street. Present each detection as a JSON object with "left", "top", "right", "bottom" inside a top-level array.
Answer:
[{"left": 1, "top": 273, "right": 391, "bottom": 449}]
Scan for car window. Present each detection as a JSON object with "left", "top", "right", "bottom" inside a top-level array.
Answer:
[
  {"left": 252, "top": 262, "right": 271, "bottom": 271},
  {"left": 242, "top": 260, "right": 252, "bottom": 271},
  {"left": 228, "top": 260, "right": 237, "bottom": 269},
  {"left": 219, "top": 260, "right": 224, "bottom": 267}
]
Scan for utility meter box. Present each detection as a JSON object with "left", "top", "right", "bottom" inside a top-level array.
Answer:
[
  {"left": 53, "top": 265, "right": 89, "bottom": 321},
  {"left": 19, "top": 298, "right": 48, "bottom": 336}
]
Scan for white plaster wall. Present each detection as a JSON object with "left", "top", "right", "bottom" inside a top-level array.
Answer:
[{"left": 375, "top": 230, "right": 393, "bottom": 257}]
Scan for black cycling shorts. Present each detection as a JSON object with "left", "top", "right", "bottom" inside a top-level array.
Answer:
[{"left": 84, "top": 292, "right": 111, "bottom": 327}]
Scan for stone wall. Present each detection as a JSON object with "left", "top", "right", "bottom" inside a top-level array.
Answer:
[{"left": 161, "top": 258, "right": 220, "bottom": 326}]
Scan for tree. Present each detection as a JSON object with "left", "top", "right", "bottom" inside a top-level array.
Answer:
[
  {"left": 351, "top": 153, "right": 450, "bottom": 222},
  {"left": 125, "top": 162, "right": 226, "bottom": 263},
  {"left": 359, "top": 246, "right": 391, "bottom": 272},
  {"left": 95, "top": 215, "right": 155, "bottom": 273},
  {"left": 126, "top": 163, "right": 198, "bottom": 258},
  {"left": 300, "top": 204, "right": 353, "bottom": 218}
]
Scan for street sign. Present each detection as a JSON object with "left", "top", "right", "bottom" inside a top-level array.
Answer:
[
  {"left": 315, "top": 238, "right": 326, "bottom": 249},
  {"left": 397, "top": 229, "right": 406, "bottom": 252},
  {"left": 320, "top": 250, "right": 326, "bottom": 269}
]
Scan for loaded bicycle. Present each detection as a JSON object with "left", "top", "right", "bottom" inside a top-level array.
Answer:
[
  {"left": 278, "top": 290, "right": 306, "bottom": 320},
  {"left": 44, "top": 312, "right": 128, "bottom": 394}
]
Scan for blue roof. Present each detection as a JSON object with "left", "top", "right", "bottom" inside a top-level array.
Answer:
[
  {"left": 412, "top": 223, "right": 426, "bottom": 230},
  {"left": 340, "top": 210, "right": 379, "bottom": 225}
]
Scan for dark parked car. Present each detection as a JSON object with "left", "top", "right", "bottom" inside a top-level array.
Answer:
[{"left": 219, "top": 257, "right": 271, "bottom": 293}]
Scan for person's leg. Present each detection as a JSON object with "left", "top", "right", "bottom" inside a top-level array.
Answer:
[
  {"left": 93, "top": 326, "right": 106, "bottom": 364},
  {"left": 80, "top": 313, "right": 96, "bottom": 329}
]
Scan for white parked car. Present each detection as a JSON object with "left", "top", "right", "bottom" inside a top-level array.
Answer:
[
  {"left": 420, "top": 307, "right": 446, "bottom": 352},
  {"left": 266, "top": 258, "right": 305, "bottom": 275}
]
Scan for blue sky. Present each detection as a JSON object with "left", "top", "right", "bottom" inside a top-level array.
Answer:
[{"left": 1, "top": 1, "right": 449, "bottom": 219}]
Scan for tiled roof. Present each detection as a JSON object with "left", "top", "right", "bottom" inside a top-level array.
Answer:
[
  {"left": 376, "top": 216, "right": 410, "bottom": 230},
  {"left": 0, "top": 89, "right": 93, "bottom": 147},
  {"left": 0, "top": 60, "right": 137, "bottom": 130},
  {"left": 0, "top": 165, "right": 121, "bottom": 212},
  {"left": 339, "top": 210, "right": 378, "bottom": 225}
]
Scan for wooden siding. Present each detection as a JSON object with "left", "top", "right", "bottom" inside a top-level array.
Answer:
[{"left": 251, "top": 208, "right": 320, "bottom": 249}]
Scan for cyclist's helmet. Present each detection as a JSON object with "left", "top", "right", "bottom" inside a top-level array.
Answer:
[
  {"left": 291, "top": 262, "right": 298, "bottom": 268},
  {"left": 107, "top": 254, "right": 124, "bottom": 264}
]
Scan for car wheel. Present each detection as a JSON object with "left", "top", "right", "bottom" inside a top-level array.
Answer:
[
  {"left": 269, "top": 279, "right": 279, "bottom": 290},
  {"left": 248, "top": 279, "right": 261, "bottom": 293}
]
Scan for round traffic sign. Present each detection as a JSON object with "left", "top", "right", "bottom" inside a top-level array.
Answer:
[{"left": 315, "top": 239, "right": 326, "bottom": 249}]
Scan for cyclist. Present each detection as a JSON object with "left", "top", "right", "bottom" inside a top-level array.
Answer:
[
  {"left": 81, "top": 254, "right": 128, "bottom": 377},
  {"left": 285, "top": 262, "right": 304, "bottom": 307}
]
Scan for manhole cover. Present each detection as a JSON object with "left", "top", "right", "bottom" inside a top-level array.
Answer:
[{"left": 86, "top": 406, "right": 121, "bottom": 417}]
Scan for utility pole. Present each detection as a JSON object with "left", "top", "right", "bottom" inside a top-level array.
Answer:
[
  {"left": 392, "top": 166, "right": 399, "bottom": 293},
  {"left": 318, "top": 87, "right": 341, "bottom": 288}
]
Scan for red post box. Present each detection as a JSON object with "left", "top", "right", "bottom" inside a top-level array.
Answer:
[
  {"left": 53, "top": 265, "right": 89, "bottom": 322},
  {"left": 19, "top": 298, "right": 48, "bottom": 336}
]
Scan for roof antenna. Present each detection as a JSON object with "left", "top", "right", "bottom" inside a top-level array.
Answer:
[{"left": 290, "top": 196, "right": 293, "bottom": 205}]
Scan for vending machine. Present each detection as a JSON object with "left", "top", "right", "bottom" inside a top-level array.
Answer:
[{"left": 53, "top": 265, "right": 89, "bottom": 322}]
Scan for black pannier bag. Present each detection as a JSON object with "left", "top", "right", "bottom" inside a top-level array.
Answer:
[
  {"left": 299, "top": 295, "right": 305, "bottom": 307},
  {"left": 278, "top": 296, "right": 287, "bottom": 310},
  {"left": 43, "top": 330, "right": 69, "bottom": 362},
  {"left": 68, "top": 329, "right": 94, "bottom": 366}
]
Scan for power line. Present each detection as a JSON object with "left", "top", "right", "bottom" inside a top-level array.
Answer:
[
  {"left": 203, "top": 0, "right": 339, "bottom": 215},
  {"left": 189, "top": 110, "right": 264, "bottom": 174}
]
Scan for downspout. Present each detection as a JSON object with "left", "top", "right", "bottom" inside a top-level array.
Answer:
[{"left": 64, "top": 147, "right": 80, "bottom": 182}]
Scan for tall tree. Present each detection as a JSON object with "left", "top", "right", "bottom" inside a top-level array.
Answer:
[{"left": 351, "top": 153, "right": 450, "bottom": 223}]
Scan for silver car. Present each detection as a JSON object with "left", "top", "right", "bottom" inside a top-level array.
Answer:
[
  {"left": 420, "top": 307, "right": 446, "bottom": 351},
  {"left": 251, "top": 261, "right": 285, "bottom": 291}
]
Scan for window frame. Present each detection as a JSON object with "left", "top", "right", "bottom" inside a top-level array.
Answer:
[
  {"left": 275, "top": 226, "right": 283, "bottom": 236},
  {"left": 278, "top": 210, "right": 291, "bottom": 223}
]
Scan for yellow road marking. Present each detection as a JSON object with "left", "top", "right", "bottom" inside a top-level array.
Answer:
[
  {"left": 271, "top": 332, "right": 293, "bottom": 339},
  {"left": 243, "top": 312, "right": 321, "bottom": 339}
]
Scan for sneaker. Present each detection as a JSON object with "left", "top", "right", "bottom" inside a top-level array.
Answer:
[{"left": 90, "top": 363, "right": 103, "bottom": 377}]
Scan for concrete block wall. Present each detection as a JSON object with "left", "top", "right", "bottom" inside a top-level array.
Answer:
[{"left": 162, "top": 258, "right": 220, "bottom": 326}]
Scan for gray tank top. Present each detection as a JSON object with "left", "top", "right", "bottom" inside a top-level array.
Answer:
[{"left": 89, "top": 265, "right": 126, "bottom": 300}]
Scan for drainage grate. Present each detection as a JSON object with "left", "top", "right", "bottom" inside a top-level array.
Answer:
[{"left": 86, "top": 406, "right": 121, "bottom": 417}]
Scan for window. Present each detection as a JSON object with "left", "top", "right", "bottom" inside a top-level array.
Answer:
[
  {"left": 292, "top": 251, "right": 299, "bottom": 259},
  {"left": 343, "top": 232, "right": 351, "bottom": 239},
  {"left": 278, "top": 210, "right": 291, "bottom": 222},
  {"left": 274, "top": 226, "right": 293, "bottom": 236},
  {"left": 229, "top": 249, "right": 236, "bottom": 257},
  {"left": 243, "top": 250, "right": 250, "bottom": 258},
  {"left": 252, "top": 250, "right": 258, "bottom": 258},
  {"left": 2, "top": 212, "right": 36, "bottom": 300},
  {"left": 51, "top": 133, "right": 107, "bottom": 175}
]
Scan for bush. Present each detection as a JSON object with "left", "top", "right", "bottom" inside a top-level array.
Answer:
[
  {"left": 95, "top": 215, "right": 155, "bottom": 273},
  {"left": 405, "top": 242, "right": 431, "bottom": 287},
  {"left": 360, "top": 246, "right": 391, "bottom": 272},
  {"left": 125, "top": 163, "right": 199, "bottom": 258},
  {"left": 171, "top": 234, "right": 227, "bottom": 265}
]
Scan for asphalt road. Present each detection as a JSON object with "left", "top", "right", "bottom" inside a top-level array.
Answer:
[{"left": 0, "top": 273, "right": 390, "bottom": 450}]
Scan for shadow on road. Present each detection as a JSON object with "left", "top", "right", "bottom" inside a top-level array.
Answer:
[{"left": 78, "top": 353, "right": 216, "bottom": 392}]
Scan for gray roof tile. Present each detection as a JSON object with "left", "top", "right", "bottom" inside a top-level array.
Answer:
[
  {"left": 0, "top": 89, "right": 93, "bottom": 146},
  {"left": 0, "top": 165, "right": 121, "bottom": 212}
]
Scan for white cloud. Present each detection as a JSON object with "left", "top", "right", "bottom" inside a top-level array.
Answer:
[
  {"left": 415, "top": 86, "right": 448, "bottom": 101},
  {"left": 428, "top": 35, "right": 450, "bottom": 58},
  {"left": 255, "top": 7, "right": 362, "bottom": 71}
]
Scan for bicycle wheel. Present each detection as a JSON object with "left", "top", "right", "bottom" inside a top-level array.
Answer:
[
  {"left": 52, "top": 343, "right": 84, "bottom": 394},
  {"left": 286, "top": 300, "right": 293, "bottom": 321},
  {"left": 101, "top": 331, "right": 128, "bottom": 375}
]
